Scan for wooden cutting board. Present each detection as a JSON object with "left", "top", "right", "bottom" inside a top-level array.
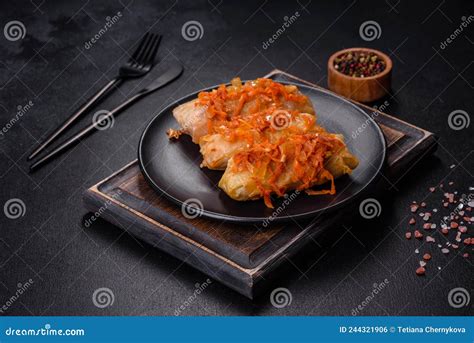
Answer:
[{"left": 83, "top": 70, "right": 437, "bottom": 299}]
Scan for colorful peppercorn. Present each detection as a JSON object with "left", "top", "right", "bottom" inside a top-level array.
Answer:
[{"left": 334, "top": 51, "right": 386, "bottom": 78}]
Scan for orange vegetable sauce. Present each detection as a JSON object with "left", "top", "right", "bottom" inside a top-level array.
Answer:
[{"left": 197, "top": 78, "right": 342, "bottom": 207}]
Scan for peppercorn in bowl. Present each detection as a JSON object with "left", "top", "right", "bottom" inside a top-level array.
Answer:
[{"left": 327, "top": 47, "right": 392, "bottom": 103}]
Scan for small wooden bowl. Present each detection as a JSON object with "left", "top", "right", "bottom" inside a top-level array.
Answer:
[{"left": 327, "top": 47, "right": 392, "bottom": 103}]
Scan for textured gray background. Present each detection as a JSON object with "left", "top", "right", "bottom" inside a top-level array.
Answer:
[{"left": 0, "top": 0, "right": 473, "bottom": 316}]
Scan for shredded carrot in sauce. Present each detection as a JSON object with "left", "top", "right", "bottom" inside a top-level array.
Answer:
[
  {"left": 231, "top": 133, "right": 343, "bottom": 207},
  {"left": 166, "top": 128, "right": 183, "bottom": 140},
  {"left": 192, "top": 78, "right": 347, "bottom": 207},
  {"left": 196, "top": 78, "right": 311, "bottom": 139}
]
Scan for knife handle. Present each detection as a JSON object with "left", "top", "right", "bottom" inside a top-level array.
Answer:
[{"left": 27, "top": 77, "right": 122, "bottom": 160}]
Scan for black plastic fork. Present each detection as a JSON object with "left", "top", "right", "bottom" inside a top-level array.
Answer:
[{"left": 27, "top": 32, "right": 162, "bottom": 161}]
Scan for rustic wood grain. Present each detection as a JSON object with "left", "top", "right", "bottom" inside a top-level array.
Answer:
[{"left": 83, "top": 70, "right": 437, "bottom": 298}]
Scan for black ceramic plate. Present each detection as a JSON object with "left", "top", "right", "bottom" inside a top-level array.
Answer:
[{"left": 138, "top": 81, "right": 386, "bottom": 223}]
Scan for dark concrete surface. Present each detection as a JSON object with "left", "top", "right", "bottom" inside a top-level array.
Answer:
[{"left": 0, "top": 0, "right": 472, "bottom": 316}]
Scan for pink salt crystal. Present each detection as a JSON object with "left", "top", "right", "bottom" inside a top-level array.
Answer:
[{"left": 426, "top": 236, "right": 435, "bottom": 243}]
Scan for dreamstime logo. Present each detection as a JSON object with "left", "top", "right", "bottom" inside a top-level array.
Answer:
[
  {"left": 4, "top": 323, "right": 85, "bottom": 337},
  {"left": 270, "top": 287, "right": 292, "bottom": 308},
  {"left": 351, "top": 100, "right": 389, "bottom": 140},
  {"left": 352, "top": 279, "right": 389, "bottom": 315},
  {"left": 359, "top": 198, "right": 381, "bottom": 219},
  {"left": 0, "top": 100, "right": 34, "bottom": 138},
  {"left": 440, "top": 193, "right": 473, "bottom": 227},
  {"left": 448, "top": 287, "right": 470, "bottom": 308},
  {"left": 440, "top": 15, "right": 474, "bottom": 50},
  {"left": 181, "top": 198, "right": 204, "bottom": 219},
  {"left": 84, "top": 190, "right": 122, "bottom": 228},
  {"left": 3, "top": 21, "right": 26, "bottom": 41},
  {"left": 447, "top": 110, "right": 470, "bottom": 131},
  {"left": 174, "top": 279, "right": 212, "bottom": 316},
  {"left": 92, "top": 110, "right": 114, "bottom": 130},
  {"left": 262, "top": 11, "right": 300, "bottom": 49},
  {"left": 92, "top": 287, "right": 115, "bottom": 308},
  {"left": 84, "top": 11, "right": 123, "bottom": 50},
  {"left": 262, "top": 190, "right": 300, "bottom": 228},
  {"left": 359, "top": 20, "right": 381, "bottom": 41},
  {"left": 270, "top": 110, "right": 291, "bottom": 130},
  {"left": 0, "top": 278, "right": 34, "bottom": 314},
  {"left": 3, "top": 198, "right": 26, "bottom": 219},
  {"left": 181, "top": 21, "right": 204, "bottom": 41}
]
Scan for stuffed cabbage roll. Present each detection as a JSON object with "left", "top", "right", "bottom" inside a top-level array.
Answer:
[{"left": 218, "top": 134, "right": 359, "bottom": 207}]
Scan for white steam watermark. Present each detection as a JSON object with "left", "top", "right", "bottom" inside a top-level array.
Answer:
[
  {"left": 447, "top": 110, "right": 470, "bottom": 131},
  {"left": 4, "top": 21, "right": 26, "bottom": 41},
  {"left": 92, "top": 110, "right": 114, "bottom": 130},
  {"left": 92, "top": 287, "right": 115, "bottom": 308},
  {"left": 359, "top": 198, "right": 381, "bottom": 219},
  {"left": 359, "top": 20, "right": 381, "bottom": 41},
  {"left": 3, "top": 198, "right": 26, "bottom": 219},
  {"left": 181, "top": 198, "right": 204, "bottom": 219},
  {"left": 448, "top": 287, "right": 470, "bottom": 308},
  {"left": 270, "top": 287, "right": 292, "bottom": 308},
  {"left": 181, "top": 21, "right": 204, "bottom": 41}
]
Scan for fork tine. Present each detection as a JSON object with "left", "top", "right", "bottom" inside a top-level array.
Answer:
[
  {"left": 143, "top": 35, "right": 162, "bottom": 66},
  {"left": 138, "top": 34, "right": 156, "bottom": 65},
  {"left": 134, "top": 33, "right": 156, "bottom": 66},
  {"left": 136, "top": 34, "right": 157, "bottom": 66},
  {"left": 129, "top": 32, "right": 151, "bottom": 64}
]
